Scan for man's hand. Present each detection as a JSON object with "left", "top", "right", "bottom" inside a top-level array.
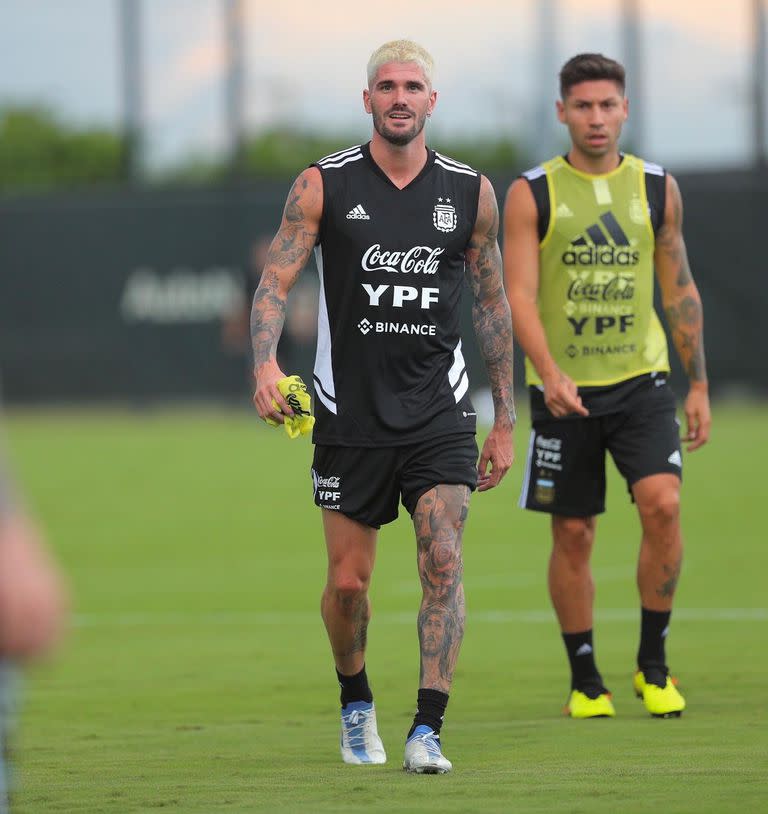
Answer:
[
  {"left": 683, "top": 382, "right": 711, "bottom": 451},
  {"left": 253, "top": 360, "right": 290, "bottom": 424},
  {"left": 477, "top": 420, "right": 514, "bottom": 492},
  {"left": 542, "top": 368, "right": 589, "bottom": 418},
  {"left": 264, "top": 375, "right": 315, "bottom": 439}
]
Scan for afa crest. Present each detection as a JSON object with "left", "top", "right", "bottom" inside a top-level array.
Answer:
[
  {"left": 533, "top": 477, "right": 555, "bottom": 505},
  {"left": 629, "top": 195, "right": 646, "bottom": 225},
  {"left": 433, "top": 198, "right": 457, "bottom": 233}
]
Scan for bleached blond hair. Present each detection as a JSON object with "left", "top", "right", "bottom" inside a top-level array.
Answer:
[{"left": 366, "top": 40, "right": 434, "bottom": 88}]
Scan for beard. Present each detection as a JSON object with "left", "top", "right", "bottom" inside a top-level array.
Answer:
[{"left": 372, "top": 107, "right": 428, "bottom": 146}]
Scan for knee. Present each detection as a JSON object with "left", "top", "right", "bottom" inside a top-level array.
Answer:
[
  {"left": 419, "top": 540, "right": 463, "bottom": 594},
  {"left": 638, "top": 490, "right": 680, "bottom": 531},
  {"left": 326, "top": 572, "right": 369, "bottom": 606},
  {"left": 552, "top": 517, "right": 595, "bottom": 566}
]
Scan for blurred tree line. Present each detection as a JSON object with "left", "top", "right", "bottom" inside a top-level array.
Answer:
[
  {"left": 0, "top": 105, "right": 525, "bottom": 192},
  {"left": 0, "top": 106, "right": 125, "bottom": 191}
]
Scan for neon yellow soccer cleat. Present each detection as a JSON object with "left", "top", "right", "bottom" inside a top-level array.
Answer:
[
  {"left": 633, "top": 671, "right": 686, "bottom": 718},
  {"left": 564, "top": 688, "right": 616, "bottom": 719}
]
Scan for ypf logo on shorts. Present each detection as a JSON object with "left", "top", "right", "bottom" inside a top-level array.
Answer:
[
  {"left": 312, "top": 469, "right": 342, "bottom": 510},
  {"left": 535, "top": 435, "right": 563, "bottom": 471}
]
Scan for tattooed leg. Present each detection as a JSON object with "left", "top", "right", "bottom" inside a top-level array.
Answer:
[
  {"left": 632, "top": 474, "right": 683, "bottom": 612},
  {"left": 412, "top": 485, "right": 470, "bottom": 693},
  {"left": 320, "top": 509, "right": 378, "bottom": 675}
]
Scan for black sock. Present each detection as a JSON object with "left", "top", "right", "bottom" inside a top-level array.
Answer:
[
  {"left": 336, "top": 665, "right": 372, "bottom": 707},
  {"left": 408, "top": 688, "right": 449, "bottom": 738},
  {"left": 562, "top": 630, "right": 605, "bottom": 695},
  {"left": 637, "top": 608, "right": 671, "bottom": 686}
]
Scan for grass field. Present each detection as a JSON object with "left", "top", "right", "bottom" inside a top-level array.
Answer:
[{"left": 5, "top": 402, "right": 767, "bottom": 813}]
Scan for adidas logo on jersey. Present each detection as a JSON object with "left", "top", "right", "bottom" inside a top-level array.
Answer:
[
  {"left": 563, "top": 210, "right": 640, "bottom": 266},
  {"left": 556, "top": 202, "right": 574, "bottom": 218},
  {"left": 346, "top": 204, "right": 370, "bottom": 220}
]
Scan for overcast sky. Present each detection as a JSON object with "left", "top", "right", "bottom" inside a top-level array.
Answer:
[{"left": 0, "top": 0, "right": 760, "bottom": 172}]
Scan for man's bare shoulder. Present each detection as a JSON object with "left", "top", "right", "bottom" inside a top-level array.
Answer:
[
  {"left": 504, "top": 176, "right": 537, "bottom": 224},
  {"left": 282, "top": 167, "right": 323, "bottom": 225},
  {"left": 293, "top": 165, "right": 323, "bottom": 196},
  {"left": 474, "top": 175, "right": 499, "bottom": 235}
]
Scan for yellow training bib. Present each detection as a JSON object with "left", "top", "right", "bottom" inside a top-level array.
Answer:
[{"left": 526, "top": 154, "right": 669, "bottom": 387}]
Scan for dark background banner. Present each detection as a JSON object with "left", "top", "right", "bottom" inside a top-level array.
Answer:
[{"left": 1, "top": 171, "right": 764, "bottom": 404}]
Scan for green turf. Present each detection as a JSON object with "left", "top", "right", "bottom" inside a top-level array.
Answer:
[{"left": 5, "top": 402, "right": 767, "bottom": 813}]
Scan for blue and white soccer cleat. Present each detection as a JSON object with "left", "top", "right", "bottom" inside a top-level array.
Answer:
[
  {"left": 402, "top": 725, "right": 452, "bottom": 774},
  {"left": 339, "top": 701, "right": 386, "bottom": 765}
]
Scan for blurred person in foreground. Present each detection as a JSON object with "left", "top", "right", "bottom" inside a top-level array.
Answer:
[
  {"left": 0, "top": 431, "right": 67, "bottom": 811},
  {"left": 250, "top": 39, "right": 515, "bottom": 772},
  {"left": 503, "top": 53, "right": 710, "bottom": 719}
]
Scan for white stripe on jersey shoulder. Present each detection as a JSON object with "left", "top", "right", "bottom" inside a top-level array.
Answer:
[
  {"left": 434, "top": 151, "right": 474, "bottom": 171},
  {"left": 434, "top": 151, "right": 478, "bottom": 176},
  {"left": 317, "top": 144, "right": 362, "bottom": 165},
  {"left": 318, "top": 151, "right": 364, "bottom": 170},
  {"left": 643, "top": 160, "right": 665, "bottom": 177},
  {"left": 435, "top": 158, "right": 477, "bottom": 177},
  {"left": 522, "top": 165, "right": 546, "bottom": 181}
]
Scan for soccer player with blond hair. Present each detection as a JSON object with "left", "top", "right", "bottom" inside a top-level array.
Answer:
[{"left": 251, "top": 39, "right": 515, "bottom": 771}]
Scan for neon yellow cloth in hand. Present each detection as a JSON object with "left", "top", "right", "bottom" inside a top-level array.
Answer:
[{"left": 264, "top": 375, "right": 316, "bottom": 439}]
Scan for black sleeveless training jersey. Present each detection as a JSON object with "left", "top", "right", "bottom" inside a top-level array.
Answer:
[{"left": 310, "top": 142, "right": 482, "bottom": 447}]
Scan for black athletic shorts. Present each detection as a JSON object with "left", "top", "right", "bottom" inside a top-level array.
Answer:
[
  {"left": 520, "top": 376, "right": 682, "bottom": 517},
  {"left": 311, "top": 433, "right": 478, "bottom": 529}
]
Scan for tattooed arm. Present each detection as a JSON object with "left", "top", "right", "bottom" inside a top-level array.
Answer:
[
  {"left": 251, "top": 167, "right": 322, "bottom": 422},
  {"left": 655, "top": 173, "right": 711, "bottom": 451},
  {"left": 502, "top": 178, "right": 588, "bottom": 418},
  {"left": 464, "top": 175, "right": 515, "bottom": 491}
]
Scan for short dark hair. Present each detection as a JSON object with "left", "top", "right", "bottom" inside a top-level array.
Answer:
[{"left": 559, "top": 53, "right": 626, "bottom": 98}]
